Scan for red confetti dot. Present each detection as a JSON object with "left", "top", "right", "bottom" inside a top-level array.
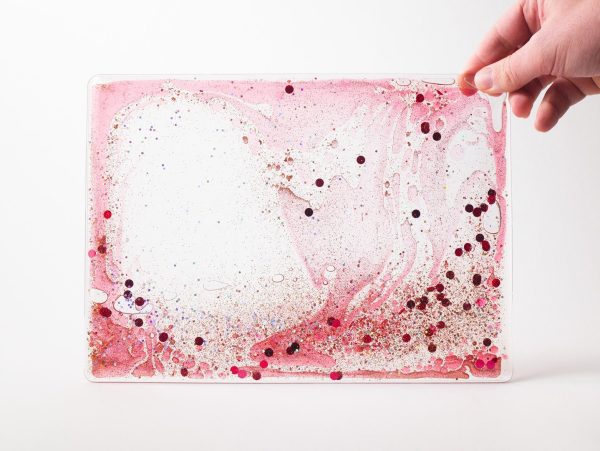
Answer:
[
  {"left": 432, "top": 132, "right": 441, "bottom": 141},
  {"left": 103, "top": 210, "right": 112, "bottom": 219},
  {"left": 406, "top": 300, "right": 415, "bottom": 309},
  {"left": 421, "top": 122, "right": 430, "bottom": 134},
  {"left": 463, "top": 302, "right": 472, "bottom": 311},
  {"left": 426, "top": 286, "right": 436, "bottom": 292},
  {"left": 304, "top": 208, "right": 313, "bottom": 217},
  {"left": 441, "top": 299, "right": 451, "bottom": 307},
  {"left": 480, "top": 203, "right": 488, "bottom": 212},
  {"left": 158, "top": 332, "right": 168, "bottom": 342},
  {"left": 125, "top": 279, "right": 133, "bottom": 288},
  {"left": 88, "top": 250, "right": 96, "bottom": 258},
  {"left": 238, "top": 369, "right": 247, "bottom": 379},
  {"left": 332, "top": 319, "right": 341, "bottom": 328},
  {"left": 230, "top": 366, "right": 239, "bottom": 374},
  {"left": 97, "top": 245, "right": 106, "bottom": 254},
  {"left": 330, "top": 371, "right": 343, "bottom": 380},
  {"left": 436, "top": 293, "right": 445, "bottom": 301},
  {"left": 194, "top": 337, "right": 204, "bottom": 346},
  {"left": 264, "top": 348, "right": 274, "bottom": 357},
  {"left": 486, "top": 360, "right": 496, "bottom": 369},
  {"left": 482, "top": 240, "right": 491, "bottom": 252},
  {"left": 135, "top": 297, "right": 145, "bottom": 306},
  {"left": 473, "top": 274, "right": 482, "bottom": 286},
  {"left": 483, "top": 338, "right": 492, "bottom": 346},
  {"left": 260, "top": 360, "right": 268, "bottom": 369},
  {"left": 362, "top": 335, "right": 372, "bottom": 344},
  {"left": 492, "top": 278, "right": 501, "bottom": 287},
  {"left": 475, "top": 359, "right": 485, "bottom": 369},
  {"left": 315, "top": 178, "right": 324, "bottom": 187},
  {"left": 412, "top": 209, "right": 421, "bottom": 218},
  {"left": 134, "top": 318, "right": 143, "bottom": 327},
  {"left": 416, "top": 93, "right": 425, "bottom": 102},
  {"left": 402, "top": 333, "right": 411, "bottom": 342},
  {"left": 488, "top": 195, "right": 496, "bottom": 204},
  {"left": 437, "top": 321, "right": 445, "bottom": 329},
  {"left": 465, "top": 204, "right": 474, "bottom": 213},
  {"left": 123, "top": 290, "right": 132, "bottom": 299},
  {"left": 428, "top": 343, "right": 437, "bottom": 352},
  {"left": 285, "top": 84, "right": 294, "bottom": 94},
  {"left": 252, "top": 371, "right": 261, "bottom": 380},
  {"left": 356, "top": 155, "right": 366, "bottom": 164},
  {"left": 455, "top": 248, "right": 463, "bottom": 257},
  {"left": 464, "top": 243, "right": 472, "bottom": 252},
  {"left": 488, "top": 189, "right": 496, "bottom": 196},
  {"left": 473, "top": 207, "right": 482, "bottom": 217},
  {"left": 446, "top": 271, "right": 455, "bottom": 279},
  {"left": 436, "top": 283, "right": 444, "bottom": 292},
  {"left": 181, "top": 368, "right": 188, "bottom": 377},
  {"left": 476, "top": 233, "right": 484, "bottom": 242},
  {"left": 99, "top": 307, "right": 111, "bottom": 318},
  {"left": 417, "top": 302, "right": 426, "bottom": 310}
]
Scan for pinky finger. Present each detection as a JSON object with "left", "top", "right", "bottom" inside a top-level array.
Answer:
[{"left": 535, "top": 78, "right": 585, "bottom": 132}]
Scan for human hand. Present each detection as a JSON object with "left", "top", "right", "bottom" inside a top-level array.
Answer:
[{"left": 459, "top": 0, "right": 600, "bottom": 131}]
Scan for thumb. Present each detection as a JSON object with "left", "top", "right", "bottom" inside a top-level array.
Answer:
[{"left": 475, "top": 32, "right": 551, "bottom": 94}]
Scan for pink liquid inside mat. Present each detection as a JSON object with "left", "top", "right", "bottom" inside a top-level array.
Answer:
[{"left": 86, "top": 76, "right": 510, "bottom": 382}]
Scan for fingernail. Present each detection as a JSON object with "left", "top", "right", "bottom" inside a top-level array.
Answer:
[{"left": 474, "top": 67, "right": 493, "bottom": 91}]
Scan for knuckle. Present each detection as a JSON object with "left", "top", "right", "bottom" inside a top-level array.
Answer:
[{"left": 499, "top": 55, "right": 519, "bottom": 87}]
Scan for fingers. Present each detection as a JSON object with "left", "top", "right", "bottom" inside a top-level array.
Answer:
[
  {"left": 509, "top": 76, "right": 554, "bottom": 118},
  {"left": 474, "top": 30, "right": 550, "bottom": 94},
  {"left": 459, "top": 1, "right": 534, "bottom": 95},
  {"left": 535, "top": 78, "right": 585, "bottom": 132}
]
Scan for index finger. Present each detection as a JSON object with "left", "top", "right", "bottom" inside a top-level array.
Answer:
[{"left": 459, "top": 1, "right": 535, "bottom": 95}]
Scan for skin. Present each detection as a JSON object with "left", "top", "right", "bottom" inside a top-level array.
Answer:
[{"left": 459, "top": 0, "right": 600, "bottom": 131}]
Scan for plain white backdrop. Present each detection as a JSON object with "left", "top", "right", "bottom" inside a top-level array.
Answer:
[{"left": 1, "top": 0, "right": 599, "bottom": 450}]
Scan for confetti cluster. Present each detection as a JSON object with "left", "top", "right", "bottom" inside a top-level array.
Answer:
[{"left": 87, "top": 77, "right": 510, "bottom": 382}]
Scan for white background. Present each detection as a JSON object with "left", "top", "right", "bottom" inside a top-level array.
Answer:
[{"left": 1, "top": 0, "right": 599, "bottom": 450}]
